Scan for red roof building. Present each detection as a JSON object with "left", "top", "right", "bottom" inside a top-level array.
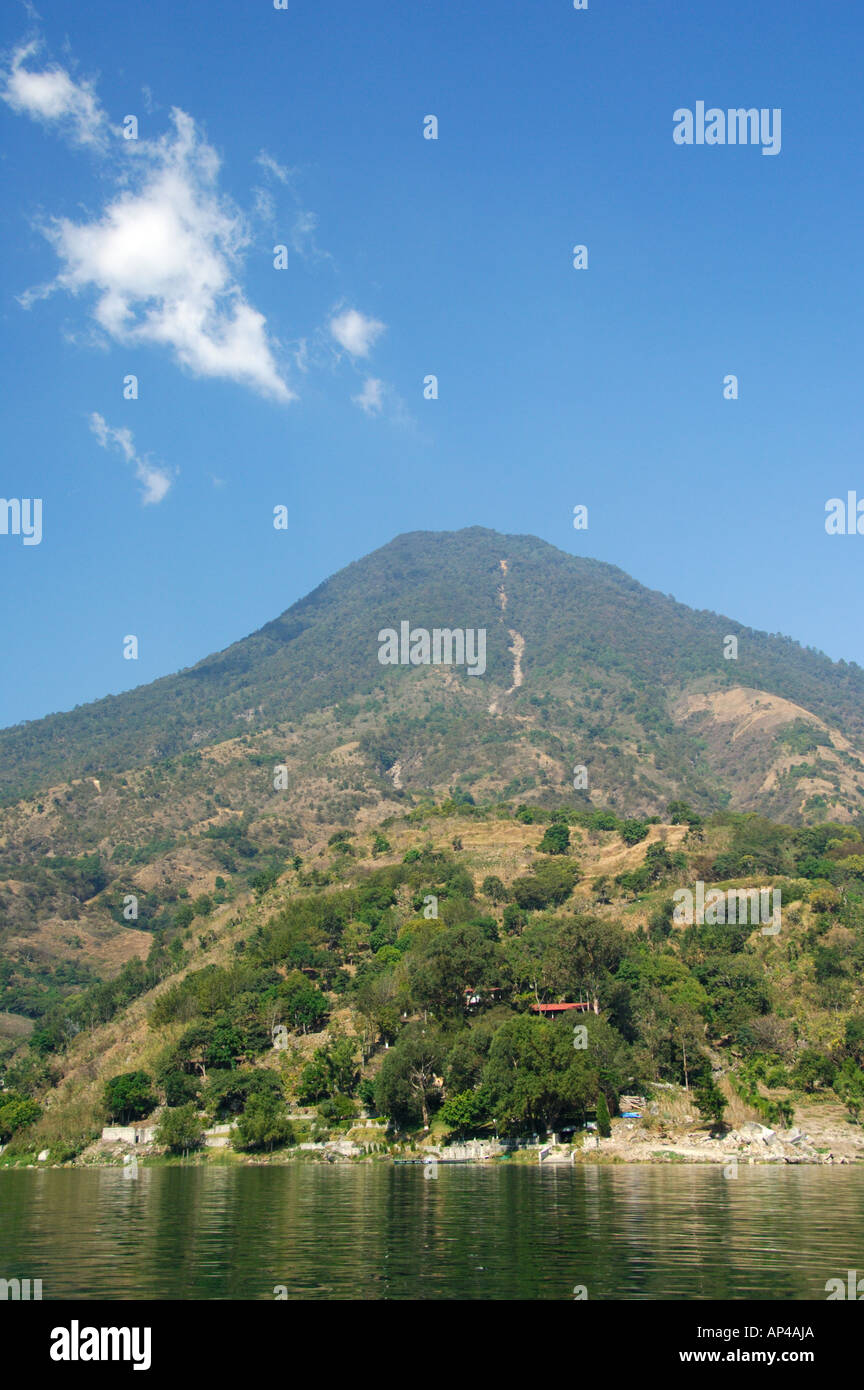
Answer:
[{"left": 530, "top": 1002, "right": 590, "bottom": 1017}]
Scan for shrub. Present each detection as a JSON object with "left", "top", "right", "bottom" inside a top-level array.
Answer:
[
  {"left": 538, "top": 823, "right": 570, "bottom": 855},
  {"left": 620, "top": 819, "right": 649, "bottom": 846},
  {"left": 0, "top": 1096, "right": 41, "bottom": 1141},
  {"left": 156, "top": 1104, "right": 205, "bottom": 1155},
  {"left": 482, "top": 875, "right": 509, "bottom": 903},
  {"left": 511, "top": 860, "right": 579, "bottom": 911},
  {"left": 316, "top": 1094, "right": 357, "bottom": 1126},
  {"left": 234, "top": 1093, "right": 294, "bottom": 1153}
]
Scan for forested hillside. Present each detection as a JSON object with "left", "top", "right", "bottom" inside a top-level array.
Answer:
[{"left": 2, "top": 798, "right": 864, "bottom": 1162}]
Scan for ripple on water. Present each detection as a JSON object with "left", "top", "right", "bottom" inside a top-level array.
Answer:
[{"left": 1, "top": 1164, "right": 861, "bottom": 1300}]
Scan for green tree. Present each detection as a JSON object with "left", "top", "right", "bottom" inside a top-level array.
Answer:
[
  {"left": 202, "top": 1068, "right": 282, "bottom": 1121},
  {"left": 481, "top": 875, "right": 509, "bottom": 903},
  {"left": 176, "top": 1017, "right": 244, "bottom": 1074},
  {"left": 160, "top": 1070, "right": 200, "bottom": 1107},
  {"left": 647, "top": 899, "right": 674, "bottom": 940},
  {"left": 406, "top": 923, "right": 506, "bottom": 1017},
  {"left": 630, "top": 984, "right": 705, "bottom": 1088},
  {"left": 834, "top": 1060, "right": 864, "bottom": 1121},
  {"left": 316, "top": 1093, "right": 357, "bottom": 1126},
  {"left": 844, "top": 1015, "right": 864, "bottom": 1067},
  {"left": 502, "top": 904, "right": 525, "bottom": 933},
  {"left": 278, "top": 970, "right": 329, "bottom": 1032},
  {"left": 355, "top": 973, "right": 402, "bottom": 1050},
  {"left": 620, "top": 819, "right": 649, "bottom": 846},
  {"left": 542, "top": 914, "right": 627, "bottom": 1011},
  {"left": 440, "top": 1088, "right": 489, "bottom": 1135},
  {"left": 538, "top": 823, "right": 570, "bottom": 855},
  {"left": 511, "top": 860, "right": 580, "bottom": 911},
  {"left": 595, "top": 1091, "right": 612, "bottom": 1137},
  {"left": 591, "top": 875, "right": 612, "bottom": 904},
  {"left": 156, "top": 1103, "right": 205, "bottom": 1155},
  {"left": 644, "top": 843, "right": 674, "bottom": 882},
  {"left": 693, "top": 1070, "right": 728, "bottom": 1130},
  {"left": 374, "top": 1027, "right": 444, "bottom": 1129},
  {"left": 251, "top": 867, "right": 279, "bottom": 900},
  {"left": 791, "top": 1049, "right": 836, "bottom": 1093},
  {"left": 482, "top": 1015, "right": 607, "bottom": 1136},
  {"left": 103, "top": 1071, "right": 157, "bottom": 1125},
  {"left": 298, "top": 1037, "right": 359, "bottom": 1103},
  {"left": 234, "top": 1092, "right": 294, "bottom": 1153},
  {"left": 0, "top": 1096, "right": 41, "bottom": 1141}
]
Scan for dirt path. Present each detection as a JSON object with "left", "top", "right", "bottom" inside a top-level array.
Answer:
[
  {"left": 505, "top": 630, "right": 524, "bottom": 693},
  {"left": 489, "top": 560, "right": 524, "bottom": 714}
]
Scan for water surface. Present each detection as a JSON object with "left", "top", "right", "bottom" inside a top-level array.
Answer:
[{"left": 1, "top": 1164, "right": 860, "bottom": 1300}]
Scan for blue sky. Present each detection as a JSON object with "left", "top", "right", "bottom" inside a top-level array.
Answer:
[{"left": 1, "top": 0, "right": 862, "bottom": 727}]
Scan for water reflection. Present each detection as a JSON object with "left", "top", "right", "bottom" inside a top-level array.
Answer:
[{"left": 0, "top": 1165, "right": 860, "bottom": 1300}]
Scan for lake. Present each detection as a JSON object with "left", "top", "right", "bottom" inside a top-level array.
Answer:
[{"left": 1, "top": 1163, "right": 861, "bottom": 1300}]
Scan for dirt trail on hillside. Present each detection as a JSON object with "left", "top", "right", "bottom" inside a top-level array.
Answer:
[
  {"left": 506, "top": 631, "right": 524, "bottom": 692},
  {"left": 489, "top": 560, "right": 525, "bottom": 714}
]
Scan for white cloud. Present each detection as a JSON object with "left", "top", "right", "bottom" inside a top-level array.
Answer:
[
  {"left": 252, "top": 186, "right": 276, "bottom": 225},
  {"left": 330, "top": 308, "right": 385, "bottom": 358},
  {"left": 4, "top": 40, "right": 293, "bottom": 403},
  {"left": 39, "top": 109, "right": 293, "bottom": 401},
  {"left": 290, "top": 208, "right": 328, "bottom": 260},
  {"left": 255, "top": 149, "right": 293, "bottom": 185},
  {"left": 89, "top": 412, "right": 173, "bottom": 504},
  {"left": 1, "top": 41, "right": 106, "bottom": 147},
  {"left": 351, "top": 377, "right": 385, "bottom": 415},
  {"left": 252, "top": 149, "right": 331, "bottom": 265}
]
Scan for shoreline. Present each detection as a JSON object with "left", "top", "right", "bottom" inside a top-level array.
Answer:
[{"left": 3, "top": 1142, "right": 862, "bottom": 1172}]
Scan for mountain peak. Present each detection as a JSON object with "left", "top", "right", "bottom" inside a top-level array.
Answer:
[{"left": 1, "top": 529, "right": 862, "bottom": 825}]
